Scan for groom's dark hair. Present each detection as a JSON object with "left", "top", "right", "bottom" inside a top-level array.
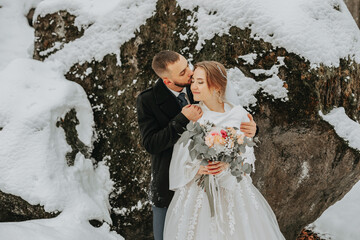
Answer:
[{"left": 152, "top": 50, "right": 180, "bottom": 77}]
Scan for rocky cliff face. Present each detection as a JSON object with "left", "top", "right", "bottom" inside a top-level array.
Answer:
[
  {"left": 252, "top": 56, "right": 360, "bottom": 238},
  {"left": 2, "top": 0, "right": 359, "bottom": 239}
]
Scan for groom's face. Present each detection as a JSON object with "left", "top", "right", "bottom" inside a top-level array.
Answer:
[{"left": 165, "top": 55, "right": 193, "bottom": 88}]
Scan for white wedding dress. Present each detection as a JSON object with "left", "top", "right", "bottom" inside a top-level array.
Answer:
[{"left": 163, "top": 102, "right": 285, "bottom": 240}]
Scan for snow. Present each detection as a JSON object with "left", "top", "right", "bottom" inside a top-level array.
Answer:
[
  {"left": 0, "top": 58, "right": 121, "bottom": 239},
  {"left": 177, "top": 0, "right": 360, "bottom": 67},
  {"left": 0, "top": 214, "right": 123, "bottom": 240},
  {"left": 227, "top": 56, "right": 288, "bottom": 108},
  {"left": 0, "top": 0, "right": 124, "bottom": 239},
  {"left": 238, "top": 53, "right": 258, "bottom": 65},
  {"left": 308, "top": 182, "right": 360, "bottom": 240},
  {"left": 298, "top": 161, "right": 310, "bottom": 185},
  {"left": 0, "top": 0, "right": 42, "bottom": 70},
  {"left": 33, "top": 0, "right": 157, "bottom": 72},
  {"left": 319, "top": 107, "right": 360, "bottom": 150},
  {"left": 227, "top": 67, "right": 259, "bottom": 107}
]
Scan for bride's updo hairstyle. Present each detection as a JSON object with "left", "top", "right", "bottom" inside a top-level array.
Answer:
[{"left": 194, "top": 61, "right": 227, "bottom": 103}]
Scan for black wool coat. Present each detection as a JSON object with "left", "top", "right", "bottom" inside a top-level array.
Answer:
[{"left": 136, "top": 79, "right": 195, "bottom": 208}]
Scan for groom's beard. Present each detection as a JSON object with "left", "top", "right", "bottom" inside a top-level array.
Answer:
[{"left": 174, "top": 81, "right": 191, "bottom": 88}]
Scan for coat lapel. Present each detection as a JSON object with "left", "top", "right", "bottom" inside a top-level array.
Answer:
[{"left": 153, "top": 79, "right": 182, "bottom": 119}]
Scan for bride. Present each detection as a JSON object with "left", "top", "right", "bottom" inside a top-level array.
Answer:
[{"left": 163, "top": 61, "right": 285, "bottom": 240}]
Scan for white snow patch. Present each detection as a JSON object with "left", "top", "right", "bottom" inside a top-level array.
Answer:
[
  {"left": 34, "top": 0, "right": 157, "bottom": 72},
  {"left": 0, "top": 0, "right": 43, "bottom": 70},
  {"left": 309, "top": 181, "right": 360, "bottom": 240},
  {"left": 84, "top": 67, "right": 93, "bottom": 76},
  {"left": 227, "top": 58, "right": 288, "bottom": 107},
  {"left": 238, "top": 53, "right": 258, "bottom": 65},
  {"left": 259, "top": 75, "right": 288, "bottom": 100},
  {"left": 39, "top": 42, "right": 64, "bottom": 56},
  {"left": 177, "top": 0, "right": 360, "bottom": 67},
  {"left": 227, "top": 67, "right": 259, "bottom": 107},
  {"left": 0, "top": 59, "right": 112, "bottom": 222},
  {"left": 0, "top": 213, "right": 124, "bottom": 240},
  {"left": 117, "top": 89, "right": 126, "bottom": 96},
  {"left": 298, "top": 161, "right": 309, "bottom": 185},
  {"left": 319, "top": 107, "right": 360, "bottom": 150}
]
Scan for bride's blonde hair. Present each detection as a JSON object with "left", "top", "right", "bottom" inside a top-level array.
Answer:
[{"left": 194, "top": 61, "right": 227, "bottom": 103}]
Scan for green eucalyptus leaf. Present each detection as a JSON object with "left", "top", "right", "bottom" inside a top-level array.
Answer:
[
  {"left": 244, "top": 163, "right": 253, "bottom": 173},
  {"left": 194, "top": 142, "right": 202, "bottom": 152},
  {"left": 188, "top": 140, "right": 195, "bottom": 151},
  {"left": 203, "top": 151, "right": 211, "bottom": 159},
  {"left": 186, "top": 122, "right": 195, "bottom": 131},
  {"left": 244, "top": 137, "right": 256, "bottom": 147},
  {"left": 194, "top": 133, "right": 205, "bottom": 143},
  {"left": 178, "top": 131, "right": 190, "bottom": 144},
  {"left": 240, "top": 144, "right": 246, "bottom": 153},
  {"left": 236, "top": 175, "right": 243, "bottom": 182},
  {"left": 231, "top": 168, "right": 241, "bottom": 176},
  {"left": 188, "top": 131, "right": 198, "bottom": 139},
  {"left": 202, "top": 144, "right": 210, "bottom": 153},
  {"left": 230, "top": 161, "right": 237, "bottom": 169},
  {"left": 190, "top": 149, "right": 197, "bottom": 160},
  {"left": 224, "top": 155, "right": 232, "bottom": 163},
  {"left": 208, "top": 148, "right": 216, "bottom": 156},
  {"left": 194, "top": 123, "right": 202, "bottom": 132},
  {"left": 200, "top": 159, "right": 208, "bottom": 166}
]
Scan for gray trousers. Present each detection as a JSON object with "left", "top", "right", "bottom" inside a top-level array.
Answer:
[{"left": 152, "top": 206, "right": 168, "bottom": 240}]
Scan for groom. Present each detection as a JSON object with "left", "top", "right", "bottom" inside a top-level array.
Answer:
[{"left": 136, "top": 50, "right": 257, "bottom": 240}]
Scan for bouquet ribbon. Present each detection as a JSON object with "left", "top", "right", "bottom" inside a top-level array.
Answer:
[{"left": 205, "top": 174, "right": 225, "bottom": 234}]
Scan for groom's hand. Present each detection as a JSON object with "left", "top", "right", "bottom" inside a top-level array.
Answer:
[
  {"left": 181, "top": 105, "right": 203, "bottom": 122},
  {"left": 240, "top": 113, "right": 256, "bottom": 138}
]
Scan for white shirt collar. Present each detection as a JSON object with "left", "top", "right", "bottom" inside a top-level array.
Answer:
[{"left": 168, "top": 87, "right": 187, "bottom": 97}]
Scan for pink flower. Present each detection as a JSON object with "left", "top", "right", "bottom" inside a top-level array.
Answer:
[{"left": 220, "top": 129, "right": 227, "bottom": 139}]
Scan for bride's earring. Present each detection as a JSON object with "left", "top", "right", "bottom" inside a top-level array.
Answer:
[{"left": 214, "top": 90, "right": 223, "bottom": 103}]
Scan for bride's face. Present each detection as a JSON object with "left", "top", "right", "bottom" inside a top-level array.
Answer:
[{"left": 191, "top": 67, "right": 214, "bottom": 102}]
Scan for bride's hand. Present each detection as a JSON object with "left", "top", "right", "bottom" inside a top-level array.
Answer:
[
  {"left": 206, "top": 161, "right": 229, "bottom": 175},
  {"left": 197, "top": 165, "right": 210, "bottom": 175},
  {"left": 240, "top": 113, "right": 257, "bottom": 138}
]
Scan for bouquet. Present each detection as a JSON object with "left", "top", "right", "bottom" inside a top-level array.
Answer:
[{"left": 179, "top": 121, "right": 257, "bottom": 216}]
